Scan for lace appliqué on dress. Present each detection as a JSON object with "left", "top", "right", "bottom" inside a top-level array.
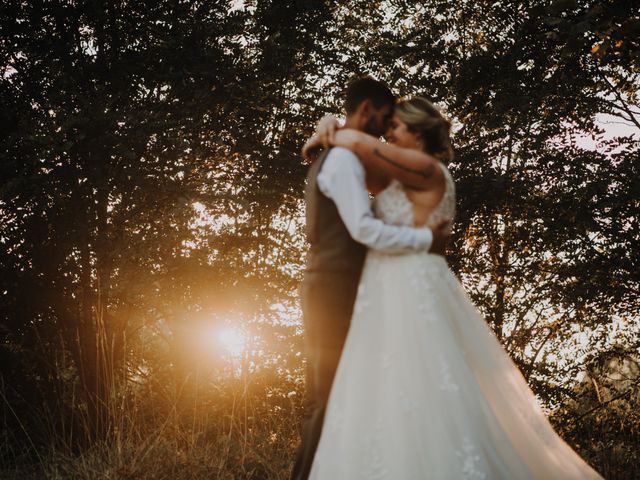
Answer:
[
  {"left": 362, "top": 420, "right": 389, "bottom": 479},
  {"left": 409, "top": 261, "right": 440, "bottom": 322},
  {"left": 398, "top": 389, "right": 417, "bottom": 413},
  {"left": 439, "top": 355, "right": 460, "bottom": 393},
  {"left": 380, "top": 352, "right": 393, "bottom": 369},
  {"left": 457, "top": 437, "right": 488, "bottom": 480},
  {"left": 373, "top": 180, "right": 414, "bottom": 227}
]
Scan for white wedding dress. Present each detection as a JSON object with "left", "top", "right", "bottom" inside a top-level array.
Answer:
[{"left": 309, "top": 165, "right": 603, "bottom": 479}]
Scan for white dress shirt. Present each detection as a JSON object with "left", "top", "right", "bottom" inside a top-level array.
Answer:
[{"left": 316, "top": 147, "right": 433, "bottom": 253}]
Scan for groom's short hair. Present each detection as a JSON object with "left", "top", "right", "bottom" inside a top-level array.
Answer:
[{"left": 344, "top": 76, "right": 395, "bottom": 114}]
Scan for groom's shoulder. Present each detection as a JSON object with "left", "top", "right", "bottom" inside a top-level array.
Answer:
[
  {"left": 322, "top": 147, "right": 361, "bottom": 174},
  {"left": 327, "top": 146, "right": 358, "bottom": 160}
]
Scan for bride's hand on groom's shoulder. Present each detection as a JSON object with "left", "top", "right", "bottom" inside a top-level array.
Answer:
[
  {"left": 302, "top": 115, "right": 342, "bottom": 163},
  {"left": 316, "top": 114, "right": 341, "bottom": 148},
  {"left": 302, "top": 135, "right": 324, "bottom": 163}
]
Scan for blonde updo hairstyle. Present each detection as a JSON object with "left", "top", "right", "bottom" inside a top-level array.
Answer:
[{"left": 394, "top": 97, "right": 454, "bottom": 162}]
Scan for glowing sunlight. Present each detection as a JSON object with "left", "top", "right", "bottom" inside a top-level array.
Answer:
[{"left": 218, "top": 327, "right": 247, "bottom": 357}]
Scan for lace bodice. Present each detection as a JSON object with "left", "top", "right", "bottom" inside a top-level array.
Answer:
[{"left": 373, "top": 163, "right": 456, "bottom": 228}]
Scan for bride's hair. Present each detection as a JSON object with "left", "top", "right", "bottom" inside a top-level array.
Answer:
[{"left": 394, "top": 97, "right": 454, "bottom": 162}]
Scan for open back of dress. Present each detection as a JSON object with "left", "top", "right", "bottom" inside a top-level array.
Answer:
[{"left": 373, "top": 163, "right": 456, "bottom": 229}]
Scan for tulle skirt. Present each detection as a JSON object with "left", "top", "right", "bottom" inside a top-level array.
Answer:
[{"left": 309, "top": 251, "right": 602, "bottom": 479}]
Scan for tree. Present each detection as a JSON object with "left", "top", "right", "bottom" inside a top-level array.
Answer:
[
  {"left": 0, "top": 0, "right": 337, "bottom": 444},
  {"left": 1, "top": 0, "right": 638, "bottom": 477}
]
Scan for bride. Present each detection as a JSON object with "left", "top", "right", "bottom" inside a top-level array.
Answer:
[{"left": 302, "top": 97, "right": 603, "bottom": 479}]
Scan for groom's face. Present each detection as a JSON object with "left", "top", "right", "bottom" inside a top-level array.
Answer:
[{"left": 362, "top": 104, "right": 394, "bottom": 138}]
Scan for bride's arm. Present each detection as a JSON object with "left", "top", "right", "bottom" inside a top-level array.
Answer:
[{"left": 330, "top": 129, "right": 442, "bottom": 190}]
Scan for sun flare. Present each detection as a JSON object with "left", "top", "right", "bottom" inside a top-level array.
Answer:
[{"left": 218, "top": 327, "right": 246, "bottom": 357}]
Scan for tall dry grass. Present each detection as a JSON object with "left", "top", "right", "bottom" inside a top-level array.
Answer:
[
  {"left": 2, "top": 325, "right": 637, "bottom": 479},
  {"left": 0, "top": 327, "right": 304, "bottom": 479}
]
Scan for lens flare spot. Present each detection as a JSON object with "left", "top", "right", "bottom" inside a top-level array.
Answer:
[{"left": 218, "top": 327, "right": 246, "bottom": 357}]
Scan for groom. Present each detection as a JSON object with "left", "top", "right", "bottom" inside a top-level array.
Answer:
[{"left": 291, "top": 76, "right": 449, "bottom": 480}]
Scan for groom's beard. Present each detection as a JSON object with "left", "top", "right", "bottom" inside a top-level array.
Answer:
[{"left": 363, "top": 116, "right": 384, "bottom": 137}]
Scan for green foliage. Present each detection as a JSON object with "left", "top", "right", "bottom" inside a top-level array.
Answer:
[
  {"left": 1, "top": 0, "right": 638, "bottom": 477},
  {"left": 551, "top": 350, "right": 640, "bottom": 478}
]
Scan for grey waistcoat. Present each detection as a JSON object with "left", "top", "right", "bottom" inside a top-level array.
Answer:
[{"left": 304, "top": 149, "right": 367, "bottom": 275}]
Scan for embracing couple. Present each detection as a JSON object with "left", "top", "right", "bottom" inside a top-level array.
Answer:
[{"left": 290, "top": 77, "right": 603, "bottom": 479}]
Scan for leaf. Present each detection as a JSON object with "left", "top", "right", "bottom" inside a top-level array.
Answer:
[
  {"left": 573, "top": 21, "right": 591, "bottom": 34},
  {"left": 544, "top": 16, "right": 563, "bottom": 27}
]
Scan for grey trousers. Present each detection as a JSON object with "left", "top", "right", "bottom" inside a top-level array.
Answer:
[{"left": 291, "top": 271, "right": 360, "bottom": 480}]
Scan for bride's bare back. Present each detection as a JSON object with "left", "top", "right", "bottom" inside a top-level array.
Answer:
[
  {"left": 404, "top": 175, "right": 446, "bottom": 227},
  {"left": 366, "top": 162, "right": 447, "bottom": 227}
]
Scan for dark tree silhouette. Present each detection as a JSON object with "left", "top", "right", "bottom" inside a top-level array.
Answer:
[{"left": 0, "top": 0, "right": 638, "bottom": 477}]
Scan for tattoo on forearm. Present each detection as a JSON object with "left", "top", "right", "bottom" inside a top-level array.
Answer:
[{"left": 373, "top": 148, "right": 434, "bottom": 179}]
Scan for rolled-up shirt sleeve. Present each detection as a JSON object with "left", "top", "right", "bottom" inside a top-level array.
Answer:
[{"left": 316, "top": 147, "right": 433, "bottom": 253}]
